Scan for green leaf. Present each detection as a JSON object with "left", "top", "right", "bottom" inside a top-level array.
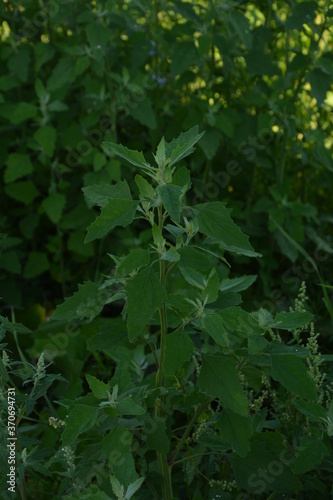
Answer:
[
  {"left": 199, "top": 128, "right": 221, "bottom": 160},
  {"left": 178, "top": 246, "right": 212, "bottom": 273},
  {"left": 201, "top": 269, "right": 219, "bottom": 304},
  {"left": 170, "top": 41, "right": 198, "bottom": 77},
  {"left": 165, "top": 126, "right": 205, "bottom": 167},
  {"left": 103, "top": 142, "right": 149, "bottom": 171},
  {"left": 4, "top": 153, "right": 33, "bottom": 183},
  {"left": 41, "top": 192, "right": 66, "bottom": 224},
  {"left": 135, "top": 174, "right": 155, "bottom": 199},
  {"left": 291, "top": 399, "right": 326, "bottom": 423},
  {"left": 272, "top": 311, "right": 314, "bottom": 330},
  {"left": 47, "top": 57, "right": 75, "bottom": 91},
  {"left": 86, "top": 374, "right": 110, "bottom": 400},
  {"left": 154, "top": 136, "right": 166, "bottom": 167},
  {"left": 85, "top": 199, "right": 139, "bottom": 242},
  {"left": 216, "top": 408, "right": 252, "bottom": 457},
  {"left": 23, "top": 252, "right": 49, "bottom": 279},
  {"left": 146, "top": 419, "right": 170, "bottom": 452},
  {"left": 156, "top": 184, "right": 183, "bottom": 223},
  {"left": 270, "top": 353, "right": 317, "bottom": 400},
  {"left": 129, "top": 96, "right": 157, "bottom": 129},
  {"left": 220, "top": 275, "right": 257, "bottom": 293},
  {"left": 83, "top": 180, "right": 132, "bottom": 208},
  {"left": 172, "top": 166, "right": 191, "bottom": 190},
  {"left": 0, "top": 315, "right": 31, "bottom": 334},
  {"left": 126, "top": 267, "right": 167, "bottom": 341},
  {"left": 116, "top": 397, "right": 146, "bottom": 416},
  {"left": 115, "top": 249, "right": 150, "bottom": 278},
  {"left": 248, "top": 334, "right": 269, "bottom": 355},
  {"left": 125, "top": 478, "right": 145, "bottom": 500},
  {"left": 34, "top": 126, "right": 56, "bottom": 157},
  {"left": 9, "top": 102, "right": 38, "bottom": 124},
  {"left": 164, "top": 329, "right": 194, "bottom": 377},
  {"left": 51, "top": 282, "right": 103, "bottom": 321},
  {"left": 5, "top": 180, "right": 38, "bottom": 204},
  {"left": 293, "top": 436, "right": 329, "bottom": 474},
  {"left": 62, "top": 404, "right": 98, "bottom": 445},
  {"left": 192, "top": 202, "right": 255, "bottom": 255},
  {"left": 202, "top": 314, "right": 230, "bottom": 347},
  {"left": 198, "top": 354, "right": 248, "bottom": 416}
]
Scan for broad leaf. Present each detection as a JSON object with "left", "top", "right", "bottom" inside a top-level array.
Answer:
[
  {"left": 83, "top": 180, "right": 131, "bottom": 207},
  {"left": 216, "top": 408, "right": 252, "bottom": 457},
  {"left": 192, "top": 202, "right": 255, "bottom": 255},
  {"left": 293, "top": 436, "right": 329, "bottom": 474},
  {"left": 220, "top": 275, "right": 257, "bottom": 293},
  {"left": 156, "top": 183, "right": 183, "bottom": 223},
  {"left": 272, "top": 310, "right": 314, "bottom": 330},
  {"left": 51, "top": 281, "right": 104, "bottom": 321},
  {"left": 116, "top": 249, "right": 150, "bottom": 278},
  {"left": 164, "top": 329, "right": 194, "bottom": 376},
  {"left": 198, "top": 354, "right": 248, "bottom": 416},
  {"left": 270, "top": 353, "right": 317, "bottom": 400},
  {"left": 85, "top": 199, "right": 139, "bottom": 242},
  {"left": 126, "top": 267, "right": 167, "bottom": 341},
  {"left": 103, "top": 142, "right": 150, "bottom": 171},
  {"left": 202, "top": 314, "right": 230, "bottom": 347},
  {"left": 86, "top": 374, "right": 110, "bottom": 400},
  {"left": 165, "top": 126, "right": 205, "bottom": 167}
]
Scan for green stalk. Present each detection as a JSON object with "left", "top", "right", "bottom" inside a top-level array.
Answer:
[{"left": 155, "top": 204, "right": 173, "bottom": 499}]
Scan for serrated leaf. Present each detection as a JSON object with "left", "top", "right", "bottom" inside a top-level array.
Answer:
[
  {"left": 202, "top": 314, "right": 230, "bottom": 347},
  {"left": 156, "top": 183, "right": 183, "bottom": 223},
  {"left": 135, "top": 174, "right": 155, "bottom": 199},
  {"left": 41, "top": 192, "right": 66, "bottom": 224},
  {"left": 293, "top": 436, "right": 329, "bottom": 474},
  {"left": 272, "top": 311, "right": 314, "bottom": 330},
  {"left": 83, "top": 180, "right": 132, "bottom": 208},
  {"left": 198, "top": 354, "right": 248, "bottom": 416},
  {"left": 270, "top": 353, "right": 317, "bottom": 400},
  {"left": 146, "top": 419, "right": 170, "bottom": 452},
  {"left": 164, "top": 329, "right": 194, "bottom": 376},
  {"left": 220, "top": 275, "right": 257, "bottom": 293},
  {"left": 62, "top": 405, "right": 98, "bottom": 445},
  {"left": 0, "top": 315, "right": 31, "bottom": 334},
  {"left": 201, "top": 269, "right": 219, "bottom": 304},
  {"left": 291, "top": 399, "right": 326, "bottom": 423},
  {"left": 85, "top": 199, "right": 139, "bottom": 242},
  {"left": 51, "top": 281, "right": 103, "bottom": 321},
  {"left": 126, "top": 267, "right": 167, "bottom": 341},
  {"left": 86, "top": 374, "right": 110, "bottom": 400},
  {"left": 103, "top": 142, "right": 149, "bottom": 171},
  {"left": 165, "top": 126, "right": 205, "bottom": 167},
  {"left": 216, "top": 408, "right": 252, "bottom": 457},
  {"left": 5, "top": 153, "right": 33, "bottom": 183},
  {"left": 192, "top": 202, "right": 255, "bottom": 255},
  {"left": 116, "top": 249, "right": 150, "bottom": 278}
]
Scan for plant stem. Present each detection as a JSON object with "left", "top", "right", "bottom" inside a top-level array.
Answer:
[
  {"left": 168, "top": 400, "right": 211, "bottom": 467},
  {"left": 155, "top": 204, "right": 173, "bottom": 499}
]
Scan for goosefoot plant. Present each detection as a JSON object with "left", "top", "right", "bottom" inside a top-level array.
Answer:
[{"left": 50, "top": 127, "right": 333, "bottom": 499}]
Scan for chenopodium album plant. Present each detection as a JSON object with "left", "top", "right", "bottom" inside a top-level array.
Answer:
[{"left": 50, "top": 127, "right": 333, "bottom": 499}]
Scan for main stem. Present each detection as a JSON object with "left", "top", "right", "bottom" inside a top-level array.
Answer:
[{"left": 156, "top": 204, "right": 173, "bottom": 499}]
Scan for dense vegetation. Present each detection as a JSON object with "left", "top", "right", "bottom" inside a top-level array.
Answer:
[{"left": 0, "top": 1, "right": 332, "bottom": 498}]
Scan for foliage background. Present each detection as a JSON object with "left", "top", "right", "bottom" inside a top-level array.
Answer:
[{"left": 0, "top": 0, "right": 333, "bottom": 497}]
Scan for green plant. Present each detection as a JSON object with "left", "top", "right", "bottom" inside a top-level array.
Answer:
[{"left": 39, "top": 127, "right": 332, "bottom": 499}]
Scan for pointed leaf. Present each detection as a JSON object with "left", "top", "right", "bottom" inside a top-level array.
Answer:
[
  {"left": 164, "top": 329, "right": 194, "bottom": 377},
  {"left": 116, "top": 249, "right": 150, "bottom": 278},
  {"left": 192, "top": 202, "right": 255, "bottom": 255},
  {"left": 216, "top": 408, "right": 252, "bottom": 457},
  {"left": 293, "top": 436, "right": 329, "bottom": 474},
  {"left": 126, "top": 267, "right": 167, "bottom": 341},
  {"left": 157, "top": 183, "right": 183, "bottom": 223},
  {"left": 165, "top": 126, "right": 205, "bottom": 167},
  {"left": 83, "top": 180, "right": 131, "bottom": 207},
  {"left": 103, "top": 142, "right": 149, "bottom": 171},
  {"left": 202, "top": 314, "right": 230, "bottom": 347},
  {"left": 85, "top": 199, "right": 139, "bottom": 242},
  {"left": 270, "top": 353, "right": 317, "bottom": 400},
  {"left": 198, "top": 354, "right": 248, "bottom": 416}
]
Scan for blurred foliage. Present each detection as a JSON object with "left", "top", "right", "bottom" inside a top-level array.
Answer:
[{"left": 0, "top": 0, "right": 333, "bottom": 495}]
